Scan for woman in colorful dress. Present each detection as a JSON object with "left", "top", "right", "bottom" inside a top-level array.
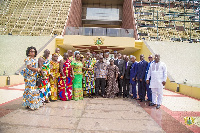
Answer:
[
  {"left": 83, "top": 52, "right": 96, "bottom": 98},
  {"left": 50, "top": 53, "right": 59, "bottom": 101},
  {"left": 38, "top": 49, "right": 51, "bottom": 104},
  {"left": 58, "top": 53, "right": 73, "bottom": 101},
  {"left": 71, "top": 52, "right": 83, "bottom": 101},
  {"left": 106, "top": 59, "right": 119, "bottom": 98},
  {"left": 20, "top": 46, "right": 42, "bottom": 110}
]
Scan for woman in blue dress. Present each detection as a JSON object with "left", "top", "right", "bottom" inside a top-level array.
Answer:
[{"left": 20, "top": 46, "right": 42, "bottom": 110}]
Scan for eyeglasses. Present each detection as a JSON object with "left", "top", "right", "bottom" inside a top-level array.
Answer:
[
  {"left": 30, "top": 51, "right": 35, "bottom": 53},
  {"left": 100, "top": 58, "right": 103, "bottom": 59}
]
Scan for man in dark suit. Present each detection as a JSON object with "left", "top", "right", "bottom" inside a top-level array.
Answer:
[
  {"left": 114, "top": 53, "right": 125, "bottom": 97},
  {"left": 123, "top": 55, "right": 132, "bottom": 98},
  {"left": 145, "top": 55, "right": 154, "bottom": 102},
  {"left": 137, "top": 54, "right": 148, "bottom": 102},
  {"left": 130, "top": 55, "right": 138, "bottom": 99}
]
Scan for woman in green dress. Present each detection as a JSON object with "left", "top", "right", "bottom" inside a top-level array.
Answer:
[{"left": 71, "top": 52, "right": 83, "bottom": 101}]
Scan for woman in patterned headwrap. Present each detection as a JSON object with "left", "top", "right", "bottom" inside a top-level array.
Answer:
[
  {"left": 50, "top": 53, "right": 59, "bottom": 101},
  {"left": 20, "top": 46, "right": 42, "bottom": 110},
  {"left": 58, "top": 53, "right": 73, "bottom": 101},
  {"left": 71, "top": 52, "right": 83, "bottom": 101}
]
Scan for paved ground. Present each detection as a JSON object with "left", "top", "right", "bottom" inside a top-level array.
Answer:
[{"left": 0, "top": 83, "right": 200, "bottom": 133}]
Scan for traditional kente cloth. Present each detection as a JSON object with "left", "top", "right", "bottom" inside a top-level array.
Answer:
[
  {"left": 50, "top": 60, "right": 59, "bottom": 100},
  {"left": 71, "top": 60, "right": 83, "bottom": 101},
  {"left": 83, "top": 58, "right": 96, "bottom": 95},
  {"left": 20, "top": 57, "right": 42, "bottom": 110},
  {"left": 58, "top": 59, "right": 73, "bottom": 101},
  {"left": 106, "top": 65, "right": 119, "bottom": 98},
  {"left": 69, "top": 56, "right": 75, "bottom": 63},
  {"left": 37, "top": 57, "right": 51, "bottom": 102}
]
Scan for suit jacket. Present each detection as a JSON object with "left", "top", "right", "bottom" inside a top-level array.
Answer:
[
  {"left": 124, "top": 61, "right": 132, "bottom": 79},
  {"left": 114, "top": 59, "right": 125, "bottom": 77},
  {"left": 130, "top": 61, "right": 138, "bottom": 84},
  {"left": 145, "top": 60, "right": 154, "bottom": 80},
  {"left": 137, "top": 60, "right": 148, "bottom": 80}
]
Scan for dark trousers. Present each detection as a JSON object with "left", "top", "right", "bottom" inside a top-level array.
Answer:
[
  {"left": 138, "top": 80, "right": 146, "bottom": 100},
  {"left": 146, "top": 84, "right": 152, "bottom": 101},
  {"left": 117, "top": 77, "right": 123, "bottom": 96},
  {"left": 95, "top": 78, "right": 106, "bottom": 96},
  {"left": 131, "top": 81, "right": 137, "bottom": 98},
  {"left": 123, "top": 78, "right": 130, "bottom": 97}
]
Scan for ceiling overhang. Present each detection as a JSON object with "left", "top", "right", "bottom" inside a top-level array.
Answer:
[{"left": 57, "top": 35, "right": 141, "bottom": 55}]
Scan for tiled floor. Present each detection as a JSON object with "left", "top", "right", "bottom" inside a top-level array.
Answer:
[
  {"left": 0, "top": 83, "right": 24, "bottom": 105},
  {"left": 0, "top": 84, "right": 200, "bottom": 133}
]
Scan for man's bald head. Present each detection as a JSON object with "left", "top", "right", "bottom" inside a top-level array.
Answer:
[
  {"left": 63, "top": 53, "right": 68, "bottom": 60},
  {"left": 99, "top": 55, "right": 103, "bottom": 62},
  {"left": 140, "top": 54, "right": 144, "bottom": 61},
  {"left": 154, "top": 54, "right": 160, "bottom": 63},
  {"left": 55, "top": 48, "right": 60, "bottom": 53},
  {"left": 44, "top": 49, "right": 50, "bottom": 58},
  {"left": 67, "top": 50, "right": 73, "bottom": 57}
]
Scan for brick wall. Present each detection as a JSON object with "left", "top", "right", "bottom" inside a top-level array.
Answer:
[
  {"left": 66, "top": 0, "right": 82, "bottom": 27},
  {"left": 122, "top": 0, "right": 138, "bottom": 39}
]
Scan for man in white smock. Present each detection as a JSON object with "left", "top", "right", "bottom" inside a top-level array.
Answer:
[{"left": 146, "top": 54, "right": 167, "bottom": 109}]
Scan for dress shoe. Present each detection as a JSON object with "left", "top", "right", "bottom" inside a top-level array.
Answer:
[
  {"left": 149, "top": 102, "right": 156, "bottom": 106},
  {"left": 136, "top": 98, "right": 141, "bottom": 100},
  {"left": 140, "top": 99, "right": 143, "bottom": 102},
  {"left": 156, "top": 105, "right": 161, "bottom": 109}
]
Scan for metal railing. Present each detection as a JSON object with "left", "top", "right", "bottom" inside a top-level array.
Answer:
[{"left": 65, "top": 27, "right": 134, "bottom": 38}]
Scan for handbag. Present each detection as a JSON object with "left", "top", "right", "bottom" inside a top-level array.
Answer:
[{"left": 36, "top": 77, "right": 43, "bottom": 86}]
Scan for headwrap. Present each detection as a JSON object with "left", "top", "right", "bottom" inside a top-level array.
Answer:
[
  {"left": 74, "top": 51, "right": 80, "bottom": 55},
  {"left": 80, "top": 54, "right": 84, "bottom": 58},
  {"left": 52, "top": 53, "right": 59, "bottom": 56}
]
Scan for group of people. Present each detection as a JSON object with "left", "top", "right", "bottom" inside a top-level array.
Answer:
[{"left": 21, "top": 46, "right": 167, "bottom": 110}]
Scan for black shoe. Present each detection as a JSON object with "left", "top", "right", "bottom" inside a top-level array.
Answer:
[
  {"left": 149, "top": 102, "right": 156, "bottom": 106},
  {"left": 140, "top": 99, "right": 143, "bottom": 102},
  {"left": 136, "top": 98, "right": 141, "bottom": 100},
  {"left": 156, "top": 105, "right": 161, "bottom": 109},
  {"left": 131, "top": 97, "right": 136, "bottom": 99}
]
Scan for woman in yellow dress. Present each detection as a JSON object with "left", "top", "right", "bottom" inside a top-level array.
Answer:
[{"left": 50, "top": 53, "right": 60, "bottom": 101}]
